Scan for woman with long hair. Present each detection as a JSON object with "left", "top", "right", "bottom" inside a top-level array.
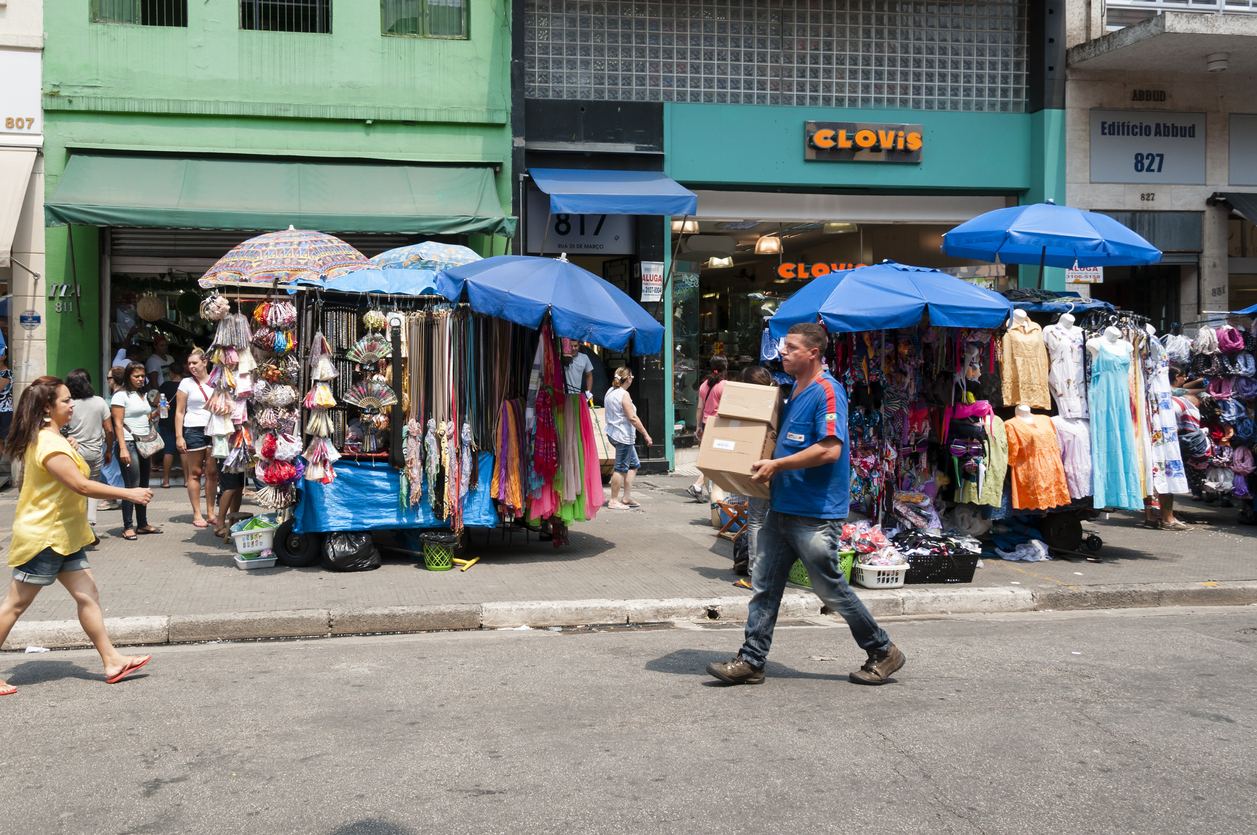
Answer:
[
  {"left": 688, "top": 355, "right": 729, "bottom": 499},
  {"left": 175, "top": 349, "right": 218, "bottom": 529},
  {"left": 63, "top": 369, "right": 114, "bottom": 528},
  {"left": 603, "top": 367, "right": 652, "bottom": 509},
  {"left": 0, "top": 376, "right": 154, "bottom": 695},
  {"left": 111, "top": 362, "right": 161, "bottom": 540}
]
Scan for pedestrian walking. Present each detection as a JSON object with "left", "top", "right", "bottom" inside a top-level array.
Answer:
[
  {"left": 604, "top": 367, "right": 651, "bottom": 510},
  {"left": 707, "top": 323, "right": 904, "bottom": 686},
  {"left": 0, "top": 376, "right": 154, "bottom": 695},
  {"left": 731, "top": 364, "right": 776, "bottom": 588},
  {"left": 155, "top": 360, "right": 183, "bottom": 488},
  {"left": 687, "top": 356, "right": 728, "bottom": 500},
  {"left": 110, "top": 362, "right": 162, "bottom": 540},
  {"left": 63, "top": 369, "right": 114, "bottom": 529},
  {"left": 175, "top": 349, "right": 218, "bottom": 529},
  {"left": 95, "top": 367, "right": 128, "bottom": 510}
]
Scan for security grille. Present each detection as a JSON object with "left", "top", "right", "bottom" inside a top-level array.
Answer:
[
  {"left": 92, "top": 0, "right": 188, "bottom": 26},
  {"left": 240, "top": 0, "right": 332, "bottom": 33},
  {"left": 525, "top": 0, "right": 1028, "bottom": 113},
  {"left": 381, "top": 0, "right": 469, "bottom": 37}
]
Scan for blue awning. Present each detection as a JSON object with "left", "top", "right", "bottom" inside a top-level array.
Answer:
[{"left": 530, "top": 169, "right": 698, "bottom": 216}]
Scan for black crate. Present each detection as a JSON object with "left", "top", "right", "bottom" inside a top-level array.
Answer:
[{"left": 904, "top": 550, "right": 980, "bottom": 584}]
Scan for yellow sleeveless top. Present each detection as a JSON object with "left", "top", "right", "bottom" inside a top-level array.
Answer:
[{"left": 9, "top": 429, "right": 94, "bottom": 568}]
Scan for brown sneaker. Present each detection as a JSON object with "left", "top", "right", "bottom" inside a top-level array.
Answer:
[
  {"left": 706, "top": 655, "right": 765, "bottom": 685},
  {"left": 849, "top": 642, "right": 905, "bottom": 685}
]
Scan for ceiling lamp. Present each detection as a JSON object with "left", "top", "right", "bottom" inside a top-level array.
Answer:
[
  {"left": 824, "top": 222, "right": 857, "bottom": 235},
  {"left": 671, "top": 219, "right": 699, "bottom": 234},
  {"left": 1207, "top": 52, "right": 1229, "bottom": 73},
  {"left": 754, "top": 235, "right": 782, "bottom": 255},
  {"left": 707, "top": 256, "right": 734, "bottom": 269}
]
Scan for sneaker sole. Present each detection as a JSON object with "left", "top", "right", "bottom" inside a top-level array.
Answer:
[{"left": 705, "top": 663, "right": 765, "bottom": 685}]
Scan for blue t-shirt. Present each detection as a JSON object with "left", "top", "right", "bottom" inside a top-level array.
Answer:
[{"left": 770, "top": 371, "right": 850, "bottom": 519}]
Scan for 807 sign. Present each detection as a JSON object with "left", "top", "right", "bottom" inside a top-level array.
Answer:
[{"left": 4, "top": 116, "right": 37, "bottom": 130}]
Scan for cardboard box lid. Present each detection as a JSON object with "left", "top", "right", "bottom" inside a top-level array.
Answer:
[{"left": 716, "top": 381, "right": 780, "bottom": 426}]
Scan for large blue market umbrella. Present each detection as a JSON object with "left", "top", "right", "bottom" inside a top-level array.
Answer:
[
  {"left": 324, "top": 268, "right": 439, "bottom": 296},
  {"left": 372, "top": 242, "right": 482, "bottom": 272},
  {"left": 768, "top": 261, "right": 1013, "bottom": 338},
  {"left": 942, "top": 200, "right": 1161, "bottom": 286},
  {"left": 436, "top": 254, "right": 665, "bottom": 354}
]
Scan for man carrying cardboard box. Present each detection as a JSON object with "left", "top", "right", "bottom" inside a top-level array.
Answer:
[{"left": 706, "top": 323, "right": 905, "bottom": 687}]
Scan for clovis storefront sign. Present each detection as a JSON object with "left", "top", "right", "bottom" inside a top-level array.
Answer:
[{"left": 805, "top": 121, "right": 923, "bottom": 163}]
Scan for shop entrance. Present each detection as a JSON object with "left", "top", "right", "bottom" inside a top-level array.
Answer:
[{"left": 670, "top": 218, "right": 1001, "bottom": 447}]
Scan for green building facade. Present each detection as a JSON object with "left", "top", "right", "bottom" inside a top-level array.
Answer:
[{"left": 42, "top": 0, "right": 514, "bottom": 383}]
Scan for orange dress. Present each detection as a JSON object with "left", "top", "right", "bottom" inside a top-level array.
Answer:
[{"left": 1004, "top": 414, "right": 1072, "bottom": 511}]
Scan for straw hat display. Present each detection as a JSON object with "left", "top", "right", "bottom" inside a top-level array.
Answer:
[{"left": 136, "top": 295, "right": 166, "bottom": 323}]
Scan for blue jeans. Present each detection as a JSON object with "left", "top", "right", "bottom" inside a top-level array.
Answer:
[
  {"left": 744, "top": 496, "right": 770, "bottom": 577},
  {"left": 120, "top": 438, "right": 151, "bottom": 531},
  {"left": 740, "top": 510, "right": 890, "bottom": 668}
]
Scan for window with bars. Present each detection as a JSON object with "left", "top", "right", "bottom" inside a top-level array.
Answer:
[
  {"left": 92, "top": 0, "right": 188, "bottom": 26},
  {"left": 524, "top": 0, "right": 1028, "bottom": 113},
  {"left": 240, "top": 0, "right": 332, "bottom": 33},
  {"left": 381, "top": 0, "right": 469, "bottom": 38}
]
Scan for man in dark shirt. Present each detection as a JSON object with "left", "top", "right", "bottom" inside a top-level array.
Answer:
[{"left": 707, "top": 323, "right": 904, "bottom": 686}]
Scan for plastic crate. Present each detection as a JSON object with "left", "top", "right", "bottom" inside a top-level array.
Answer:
[
  {"left": 230, "top": 527, "right": 276, "bottom": 558},
  {"left": 788, "top": 551, "right": 856, "bottom": 588},
  {"left": 234, "top": 555, "right": 277, "bottom": 570},
  {"left": 853, "top": 562, "right": 909, "bottom": 589},
  {"left": 904, "top": 551, "right": 981, "bottom": 584}
]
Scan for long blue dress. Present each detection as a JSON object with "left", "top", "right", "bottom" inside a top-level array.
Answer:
[{"left": 1089, "top": 342, "right": 1143, "bottom": 510}]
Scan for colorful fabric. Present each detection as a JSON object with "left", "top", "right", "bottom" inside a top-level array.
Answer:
[
  {"left": 1089, "top": 342, "right": 1145, "bottom": 510},
  {"left": 1004, "top": 415, "right": 1072, "bottom": 511},
  {"left": 199, "top": 228, "right": 369, "bottom": 288},
  {"left": 1001, "top": 319, "right": 1052, "bottom": 410}
]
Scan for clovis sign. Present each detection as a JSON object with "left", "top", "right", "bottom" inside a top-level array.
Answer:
[{"left": 805, "top": 121, "right": 923, "bottom": 163}]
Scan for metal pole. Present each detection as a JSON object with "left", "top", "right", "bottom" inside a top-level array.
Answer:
[
  {"left": 653, "top": 215, "right": 690, "bottom": 318},
  {"left": 1037, "top": 246, "right": 1047, "bottom": 290}
]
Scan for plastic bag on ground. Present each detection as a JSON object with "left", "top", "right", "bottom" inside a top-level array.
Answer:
[{"left": 322, "top": 532, "right": 382, "bottom": 572}]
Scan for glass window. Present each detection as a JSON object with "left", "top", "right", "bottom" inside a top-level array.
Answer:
[
  {"left": 382, "top": 0, "right": 469, "bottom": 39},
  {"left": 240, "top": 0, "right": 332, "bottom": 34},
  {"left": 92, "top": 0, "right": 188, "bottom": 27},
  {"left": 524, "top": 0, "right": 1028, "bottom": 113}
]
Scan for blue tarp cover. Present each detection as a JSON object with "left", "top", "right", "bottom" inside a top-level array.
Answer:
[
  {"left": 530, "top": 169, "right": 698, "bottom": 216},
  {"left": 437, "top": 255, "right": 665, "bottom": 354},
  {"left": 293, "top": 454, "right": 498, "bottom": 534},
  {"left": 769, "top": 261, "right": 1013, "bottom": 337}
]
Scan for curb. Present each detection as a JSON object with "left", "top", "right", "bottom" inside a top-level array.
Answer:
[{"left": 4, "top": 581, "right": 1256, "bottom": 651}]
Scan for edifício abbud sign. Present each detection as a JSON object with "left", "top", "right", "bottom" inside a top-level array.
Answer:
[{"left": 1089, "top": 110, "right": 1206, "bottom": 185}]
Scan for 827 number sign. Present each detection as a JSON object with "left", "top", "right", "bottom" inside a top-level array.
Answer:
[{"left": 1134, "top": 152, "right": 1165, "bottom": 174}]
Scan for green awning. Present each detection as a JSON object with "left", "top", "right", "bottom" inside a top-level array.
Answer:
[{"left": 45, "top": 154, "right": 516, "bottom": 237}]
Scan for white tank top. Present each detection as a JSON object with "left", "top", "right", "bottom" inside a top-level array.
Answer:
[{"left": 603, "top": 387, "right": 634, "bottom": 445}]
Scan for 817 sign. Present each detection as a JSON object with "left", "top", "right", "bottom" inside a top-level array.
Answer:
[{"left": 525, "top": 188, "right": 635, "bottom": 256}]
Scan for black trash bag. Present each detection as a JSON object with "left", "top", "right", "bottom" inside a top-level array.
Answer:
[{"left": 322, "top": 532, "right": 382, "bottom": 572}]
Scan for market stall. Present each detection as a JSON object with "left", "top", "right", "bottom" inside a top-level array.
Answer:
[
  {"left": 755, "top": 253, "right": 1180, "bottom": 587},
  {"left": 197, "top": 234, "right": 664, "bottom": 569}
]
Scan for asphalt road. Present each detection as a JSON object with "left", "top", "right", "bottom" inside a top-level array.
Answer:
[{"left": 1, "top": 607, "right": 1254, "bottom": 835}]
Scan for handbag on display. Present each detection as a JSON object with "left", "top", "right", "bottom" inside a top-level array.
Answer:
[{"left": 133, "top": 426, "right": 165, "bottom": 459}]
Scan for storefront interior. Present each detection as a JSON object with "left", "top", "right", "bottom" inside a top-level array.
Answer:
[{"left": 667, "top": 218, "right": 1001, "bottom": 445}]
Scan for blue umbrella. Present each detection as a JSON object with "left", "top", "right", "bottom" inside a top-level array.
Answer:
[
  {"left": 768, "top": 261, "right": 1012, "bottom": 338},
  {"left": 436, "top": 254, "right": 664, "bottom": 354},
  {"left": 289, "top": 267, "right": 439, "bottom": 296},
  {"left": 942, "top": 200, "right": 1161, "bottom": 286},
  {"left": 372, "top": 242, "right": 482, "bottom": 272}
]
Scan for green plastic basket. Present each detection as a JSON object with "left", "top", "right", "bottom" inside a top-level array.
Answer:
[
  {"left": 423, "top": 541, "right": 455, "bottom": 571},
  {"left": 788, "top": 550, "right": 856, "bottom": 587}
]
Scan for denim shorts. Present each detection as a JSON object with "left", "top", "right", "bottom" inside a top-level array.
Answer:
[
  {"left": 13, "top": 546, "right": 90, "bottom": 586},
  {"left": 159, "top": 426, "right": 177, "bottom": 457},
  {"left": 182, "top": 425, "right": 209, "bottom": 452},
  {"left": 218, "top": 470, "right": 244, "bottom": 491},
  {"left": 613, "top": 442, "right": 640, "bottom": 473}
]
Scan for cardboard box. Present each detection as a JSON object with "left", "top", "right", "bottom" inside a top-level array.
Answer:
[
  {"left": 697, "top": 416, "right": 778, "bottom": 499},
  {"left": 590, "top": 408, "right": 616, "bottom": 475},
  {"left": 716, "top": 381, "right": 780, "bottom": 427}
]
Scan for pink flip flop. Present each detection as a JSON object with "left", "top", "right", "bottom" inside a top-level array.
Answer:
[{"left": 106, "top": 655, "right": 151, "bottom": 684}]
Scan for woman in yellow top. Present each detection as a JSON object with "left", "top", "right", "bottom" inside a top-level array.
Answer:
[{"left": 0, "top": 376, "right": 155, "bottom": 696}]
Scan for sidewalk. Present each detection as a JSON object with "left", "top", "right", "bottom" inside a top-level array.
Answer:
[{"left": 1, "top": 469, "right": 1255, "bottom": 649}]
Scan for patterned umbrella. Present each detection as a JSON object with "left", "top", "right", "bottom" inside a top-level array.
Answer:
[
  {"left": 371, "top": 241, "right": 483, "bottom": 273},
  {"left": 199, "top": 227, "right": 370, "bottom": 289}
]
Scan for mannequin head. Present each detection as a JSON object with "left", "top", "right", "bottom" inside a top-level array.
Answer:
[
  {"left": 1104, "top": 326, "right": 1122, "bottom": 342},
  {"left": 1058, "top": 312, "right": 1075, "bottom": 329},
  {"left": 1012, "top": 309, "right": 1028, "bottom": 324},
  {"left": 1015, "top": 404, "right": 1033, "bottom": 422}
]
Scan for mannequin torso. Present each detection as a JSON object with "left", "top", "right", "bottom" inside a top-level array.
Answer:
[
  {"left": 1087, "top": 326, "right": 1131, "bottom": 359},
  {"left": 1015, "top": 404, "right": 1034, "bottom": 422}
]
